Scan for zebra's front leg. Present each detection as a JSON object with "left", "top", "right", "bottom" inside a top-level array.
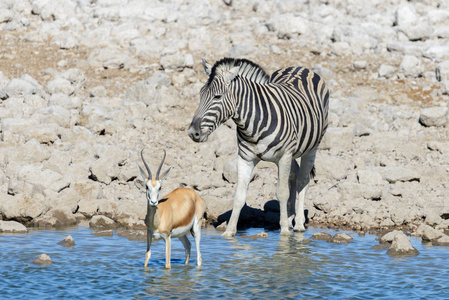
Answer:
[
  {"left": 277, "top": 154, "right": 293, "bottom": 236},
  {"left": 223, "top": 156, "right": 257, "bottom": 238}
]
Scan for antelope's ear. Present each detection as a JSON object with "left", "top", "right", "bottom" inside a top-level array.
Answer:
[
  {"left": 224, "top": 65, "right": 240, "bottom": 84},
  {"left": 202, "top": 58, "right": 212, "bottom": 76},
  {"left": 160, "top": 166, "right": 173, "bottom": 182},
  {"left": 137, "top": 163, "right": 147, "bottom": 183}
]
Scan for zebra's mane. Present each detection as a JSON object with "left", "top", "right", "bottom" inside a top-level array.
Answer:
[{"left": 207, "top": 57, "right": 270, "bottom": 85}]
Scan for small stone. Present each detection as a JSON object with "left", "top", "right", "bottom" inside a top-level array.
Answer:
[
  {"left": 372, "top": 244, "right": 389, "bottom": 250},
  {"left": 353, "top": 61, "right": 367, "bottom": 70},
  {"left": 92, "top": 230, "right": 114, "bottom": 237},
  {"left": 378, "top": 64, "right": 396, "bottom": 78},
  {"left": 384, "top": 167, "right": 420, "bottom": 183},
  {"left": 32, "top": 254, "right": 53, "bottom": 264},
  {"left": 89, "top": 215, "right": 117, "bottom": 229},
  {"left": 310, "top": 232, "right": 332, "bottom": 241},
  {"left": 57, "top": 235, "right": 75, "bottom": 247},
  {"left": 329, "top": 233, "right": 353, "bottom": 243},
  {"left": 379, "top": 230, "right": 403, "bottom": 244},
  {"left": 242, "top": 232, "right": 269, "bottom": 239},
  {"left": 419, "top": 107, "right": 448, "bottom": 127}
]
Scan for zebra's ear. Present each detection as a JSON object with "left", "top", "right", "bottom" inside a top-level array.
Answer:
[
  {"left": 224, "top": 65, "right": 240, "bottom": 84},
  {"left": 202, "top": 58, "right": 212, "bottom": 76}
]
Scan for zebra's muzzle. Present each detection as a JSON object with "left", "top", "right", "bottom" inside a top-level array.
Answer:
[{"left": 188, "top": 119, "right": 209, "bottom": 143}]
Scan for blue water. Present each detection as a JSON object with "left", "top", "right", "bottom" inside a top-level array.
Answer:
[{"left": 0, "top": 226, "right": 448, "bottom": 299}]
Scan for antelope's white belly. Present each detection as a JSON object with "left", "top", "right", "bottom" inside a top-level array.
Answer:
[
  {"left": 151, "top": 215, "right": 196, "bottom": 240},
  {"left": 171, "top": 216, "right": 195, "bottom": 238}
]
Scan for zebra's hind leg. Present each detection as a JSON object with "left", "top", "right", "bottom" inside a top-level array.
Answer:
[
  {"left": 287, "top": 160, "right": 300, "bottom": 228},
  {"left": 293, "top": 148, "right": 317, "bottom": 232}
]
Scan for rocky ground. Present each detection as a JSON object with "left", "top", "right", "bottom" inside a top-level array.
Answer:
[{"left": 1, "top": 0, "right": 449, "bottom": 244}]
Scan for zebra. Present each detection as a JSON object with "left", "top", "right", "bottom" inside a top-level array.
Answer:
[{"left": 188, "top": 57, "right": 329, "bottom": 237}]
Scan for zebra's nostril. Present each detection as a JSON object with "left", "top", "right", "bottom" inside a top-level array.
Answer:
[{"left": 195, "top": 132, "right": 199, "bottom": 137}]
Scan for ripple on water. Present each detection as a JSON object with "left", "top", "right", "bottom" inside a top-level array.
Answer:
[{"left": 1, "top": 226, "right": 449, "bottom": 299}]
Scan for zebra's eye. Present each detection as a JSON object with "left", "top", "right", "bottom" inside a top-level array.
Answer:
[{"left": 213, "top": 94, "right": 222, "bottom": 100}]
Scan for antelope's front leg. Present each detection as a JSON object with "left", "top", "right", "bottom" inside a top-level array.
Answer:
[
  {"left": 223, "top": 156, "right": 257, "bottom": 238},
  {"left": 277, "top": 155, "right": 292, "bottom": 236},
  {"left": 165, "top": 236, "right": 171, "bottom": 269},
  {"left": 144, "top": 228, "right": 152, "bottom": 268}
]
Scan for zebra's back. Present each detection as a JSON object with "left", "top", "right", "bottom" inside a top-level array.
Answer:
[{"left": 268, "top": 66, "right": 329, "bottom": 158}]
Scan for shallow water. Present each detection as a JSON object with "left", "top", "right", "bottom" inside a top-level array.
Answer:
[{"left": 1, "top": 226, "right": 448, "bottom": 299}]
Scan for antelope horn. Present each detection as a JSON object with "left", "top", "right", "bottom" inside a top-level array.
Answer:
[
  {"left": 156, "top": 150, "right": 166, "bottom": 180},
  {"left": 141, "top": 149, "right": 152, "bottom": 179}
]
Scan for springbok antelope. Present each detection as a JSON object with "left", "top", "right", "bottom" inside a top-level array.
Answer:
[{"left": 138, "top": 149, "right": 206, "bottom": 269}]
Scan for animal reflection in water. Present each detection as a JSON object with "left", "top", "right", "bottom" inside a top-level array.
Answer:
[{"left": 138, "top": 149, "right": 206, "bottom": 269}]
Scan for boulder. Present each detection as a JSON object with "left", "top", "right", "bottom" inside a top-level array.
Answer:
[
  {"left": 0, "top": 220, "right": 27, "bottom": 233},
  {"left": 387, "top": 232, "right": 419, "bottom": 256}
]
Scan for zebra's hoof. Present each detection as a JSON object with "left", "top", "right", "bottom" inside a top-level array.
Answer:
[
  {"left": 222, "top": 231, "right": 236, "bottom": 238},
  {"left": 280, "top": 228, "right": 290, "bottom": 236},
  {"left": 293, "top": 226, "right": 306, "bottom": 232}
]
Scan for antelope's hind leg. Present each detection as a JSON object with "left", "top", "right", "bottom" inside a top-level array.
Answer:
[
  {"left": 179, "top": 235, "right": 191, "bottom": 265},
  {"left": 192, "top": 220, "right": 202, "bottom": 267}
]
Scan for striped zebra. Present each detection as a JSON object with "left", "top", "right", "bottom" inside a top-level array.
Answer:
[{"left": 188, "top": 57, "right": 329, "bottom": 237}]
